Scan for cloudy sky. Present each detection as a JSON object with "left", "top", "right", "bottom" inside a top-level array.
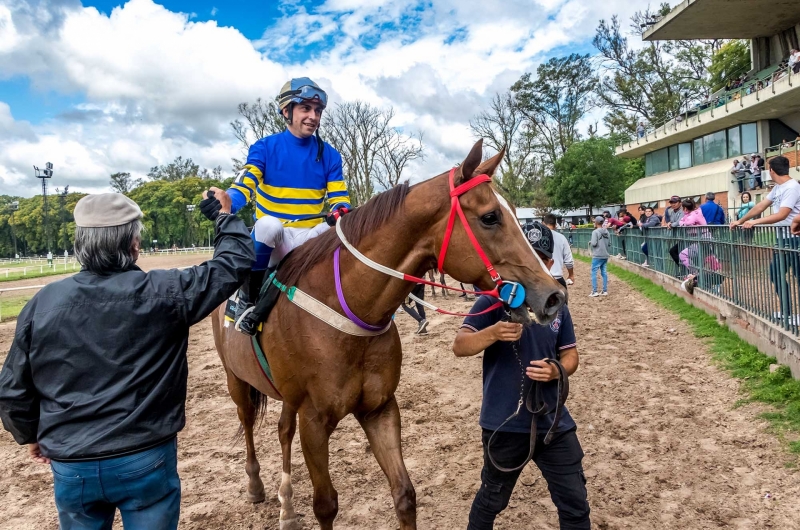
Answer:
[{"left": 0, "top": 0, "right": 655, "bottom": 197}]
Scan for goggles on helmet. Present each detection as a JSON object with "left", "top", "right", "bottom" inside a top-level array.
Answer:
[{"left": 280, "top": 84, "right": 328, "bottom": 109}]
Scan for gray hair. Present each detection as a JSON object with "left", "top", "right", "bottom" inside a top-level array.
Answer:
[{"left": 74, "top": 219, "right": 143, "bottom": 274}]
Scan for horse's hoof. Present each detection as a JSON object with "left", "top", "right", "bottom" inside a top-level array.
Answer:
[
  {"left": 247, "top": 490, "right": 266, "bottom": 503},
  {"left": 279, "top": 518, "right": 301, "bottom": 530}
]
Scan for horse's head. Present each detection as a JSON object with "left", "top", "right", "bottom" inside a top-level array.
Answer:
[{"left": 437, "top": 139, "right": 566, "bottom": 325}]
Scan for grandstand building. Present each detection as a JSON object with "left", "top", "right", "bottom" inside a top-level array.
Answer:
[{"left": 617, "top": 0, "right": 800, "bottom": 218}]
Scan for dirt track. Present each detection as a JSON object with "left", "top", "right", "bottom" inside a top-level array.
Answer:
[{"left": 1, "top": 259, "right": 800, "bottom": 529}]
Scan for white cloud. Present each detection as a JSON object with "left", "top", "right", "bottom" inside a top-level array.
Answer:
[{"left": 0, "top": 0, "right": 652, "bottom": 197}]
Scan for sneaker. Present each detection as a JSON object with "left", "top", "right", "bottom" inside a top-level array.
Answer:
[
  {"left": 642, "top": 261, "right": 649, "bottom": 268},
  {"left": 589, "top": 292, "right": 600, "bottom": 297},
  {"left": 680, "top": 275, "right": 696, "bottom": 295},
  {"left": 619, "top": 255, "right": 627, "bottom": 261},
  {"left": 416, "top": 319, "right": 429, "bottom": 335},
  {"left": 396, "top": 307, "right": 405, "bottom": 314},
  {"left": 601, "top": 291, "right": 608, "bottom": 296}
]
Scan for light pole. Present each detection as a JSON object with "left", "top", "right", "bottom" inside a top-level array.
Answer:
[
  {"left": 34, "top": 162, "right": 54, "bottom": 252},
  {"left": 185, "top": 204, "right": 195, "bottom": 248},
  {"left": 7, "top": 201, "right": 19, "bottom": 259}
]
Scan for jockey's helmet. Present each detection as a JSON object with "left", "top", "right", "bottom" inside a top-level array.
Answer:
[{"left": 278, "top": 78, "right": 328, "bottom": 111}]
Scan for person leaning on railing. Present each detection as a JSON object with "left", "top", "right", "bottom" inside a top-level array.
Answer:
[
  {"left": 731, "top": 156, "right": 800, "bottom": 314},
  {"left": 639, "top": 206, "right": 661, "bottom": 268}
]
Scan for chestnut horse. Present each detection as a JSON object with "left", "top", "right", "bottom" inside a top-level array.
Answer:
[{"left": 211, "top": 139, "right": 566, "bottom": 529}]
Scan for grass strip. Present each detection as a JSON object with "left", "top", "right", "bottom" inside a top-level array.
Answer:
[
  {"left": 576, "top": 254, "right": 800, "bottom": 453},
  {"left": 0, "top": 294, "right": 34, "bottom": 322},
  {"left": 0, "top": 266, "right": 76, "bottom": 283}
]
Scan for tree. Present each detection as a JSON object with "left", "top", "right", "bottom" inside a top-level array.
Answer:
[
  {"left": 323, "top": 101, "right": 421, "bottom": 205},
  {"left": 593, "top": 5, "right": 719, "bottom": 137},
  {"left": 147, "top": 156, "right": 200, "bottom": 181},
  {"left": 511, "top": 53, "right": 598, "bottom": 170},
  {"left": 109, "top": 172, "right": 142, "bottom": 193},
  {"left": 470, "top": 91, "right": 541, "bottom": 208},
  {"left": 547, "top": 137, "right": 629, "bottom": 215},
  {"left": 230, "top": 98, "right": 286, "bottom": 169},
  {"left": 708, "top": 40, "right": 751, "bottom": 92}
]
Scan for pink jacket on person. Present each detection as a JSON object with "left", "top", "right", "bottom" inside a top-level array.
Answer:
[{"left": 679, "top": 208, "right": 707, "bottom": 226}]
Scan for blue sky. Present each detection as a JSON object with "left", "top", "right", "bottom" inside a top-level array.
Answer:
[{"left": 0, "top": 0, "right": 654, "bottom": 196}]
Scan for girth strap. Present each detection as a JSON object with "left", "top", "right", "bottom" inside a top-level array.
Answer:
[{"left": 486, "top": 358, "right": 570, "bottom": 473}]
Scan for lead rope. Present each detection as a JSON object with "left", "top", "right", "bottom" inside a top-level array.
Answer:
[{"left": 485, "top": 310, "right": 533, "bottom": 473}]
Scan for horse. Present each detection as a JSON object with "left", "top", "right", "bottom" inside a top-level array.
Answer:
[{"left": 211, "top": 139, "right": 567, "bottom": 530}]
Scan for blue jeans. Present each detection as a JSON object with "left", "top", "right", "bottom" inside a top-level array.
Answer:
[
  {"left": 50, "top": 438, "right": 181, "bottom": 530},
  {"left": 591, "top": 258, "right": 608, "bottom": 292}
]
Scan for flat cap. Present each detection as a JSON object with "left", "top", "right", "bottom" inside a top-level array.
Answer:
[{"left": 74, "top": 193, "right": 143, "bottom": 228}]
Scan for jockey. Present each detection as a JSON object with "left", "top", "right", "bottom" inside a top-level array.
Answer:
[{"left": 219, "top": 77, "right": 351, "bottom": 335}]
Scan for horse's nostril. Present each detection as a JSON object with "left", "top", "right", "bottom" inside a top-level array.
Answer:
[{"left": 544, "top": 291, "right": 565, "bottom": 315}]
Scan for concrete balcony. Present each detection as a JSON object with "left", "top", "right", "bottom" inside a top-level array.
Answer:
[{"left": 616, "top": 70, "right": 800, "bottom": 159}]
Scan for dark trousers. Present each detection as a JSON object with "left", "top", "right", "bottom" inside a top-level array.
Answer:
[
  {"left": 468, "top": 428, "right": 590, "bottom": 530},
  {"left": 401, "top": 283, "right": 426, "bottom": 323},
  {"left": 556, "top": 277, "right": 567, "bottom": 289},
  {"left": 51, "top": 438, "right": 181, "bottom": 530},
  {"left": 770, "top": 235, "right": 800, "bottom": 315}
]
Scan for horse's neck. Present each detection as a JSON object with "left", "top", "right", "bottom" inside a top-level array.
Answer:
[{"left": 337, "top": 179, "right": 448, "bottom": 324}]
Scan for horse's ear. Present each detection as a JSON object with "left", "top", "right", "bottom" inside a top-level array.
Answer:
[
  {"left": 475, "top": 146, "right": 505, "bottom": 177},
  {"left": 457, "top": 139, "right": 484, "bottom": 184}
]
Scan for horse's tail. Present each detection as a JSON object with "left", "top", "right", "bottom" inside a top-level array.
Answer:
[{"left": 233, "top": 385, "right": 271, "bottom": 443}]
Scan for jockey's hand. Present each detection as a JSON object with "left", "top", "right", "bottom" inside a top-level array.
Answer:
[
  {"left": 200, "top": 187, "right": 231, "bottom": 220},
  {"left": 326, "top": 206, "right": 350, "bottom": 227}
]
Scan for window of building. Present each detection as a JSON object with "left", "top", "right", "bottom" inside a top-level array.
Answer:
[
  {"left": 650, "top": 148, "right": 669, "bottom": 175},
  {"left": 741, "top": 122, "right": 758, "bottom": 155},
  {"left": 678, "top": 143, "right": 692, "bottom": 169},
  {"left": 668, "top": 145, "right": 680, "bottom": 171},
  {"left": 727, "top": 126, "right": 741, "bottom": 157},
  {"left": 693, "top": 138, "right": 704, "bottom": 165},
  {"left": 704, "top": 130, "right": 727, "bottom": 163}
]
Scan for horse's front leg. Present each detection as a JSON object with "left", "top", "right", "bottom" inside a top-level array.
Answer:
[
  {"left": 298, "top": 407, "right": 340, "bottom": 530},
  {"left": 357, "top": 396, "right": 417, "bottom": 530},
  {"left": 277, "top": 403, "right": 299, "bottom": 530}
]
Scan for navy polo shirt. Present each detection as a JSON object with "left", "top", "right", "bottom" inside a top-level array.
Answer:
[{"left": 461, "top": 296, "right": 577, "bottom": 434}]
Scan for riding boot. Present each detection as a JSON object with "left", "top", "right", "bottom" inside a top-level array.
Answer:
[
  {"left": 236, "top": 268, "right": 278, "bottom": 336},
  {"left": 233, "top": 270, "right": 266, "bottom": 320}
]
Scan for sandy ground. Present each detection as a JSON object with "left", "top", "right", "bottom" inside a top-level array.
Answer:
[{"left": 1, "top": 259, "right": 800, "bottom": 529}]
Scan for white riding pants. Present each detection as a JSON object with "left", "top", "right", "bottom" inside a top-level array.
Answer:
[{"left": 254, "top": 216, "right": 329, "bottom": 268}]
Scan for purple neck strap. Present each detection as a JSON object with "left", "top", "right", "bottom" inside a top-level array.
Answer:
[{"left": 334, "top": 246, "right": 387, "bottom": 332}]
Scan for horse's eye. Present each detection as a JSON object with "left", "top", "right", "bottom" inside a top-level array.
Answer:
[{"left": 480, "top": 212, "right": 500, "bottom": 226}]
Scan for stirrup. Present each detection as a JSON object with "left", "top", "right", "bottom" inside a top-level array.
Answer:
[{"left": 234, "top": 306, "right": 256, "bottom": 334}]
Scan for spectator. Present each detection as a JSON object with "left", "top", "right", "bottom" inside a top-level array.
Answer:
[
  {"left": 637, "top": 205, "right": 646, "bottom": 224},
  {"left": 750, "top": 154, "right": 764, "bottom": 190},
  {"left": 732, "top": 156, "right": 800, "bottom": 318},
  {"left": 677, "top": 198, "right": 708, "bottom": 293},
  {"left": 731, "top": 158, "right": 748, "bottom": 194},
  {"left": 700, "top": 192, "right": 726, "bottom": 225},
  {"left": 543, "top": 214, "right": 574, "bottom": 288},
  {"left": 737, "top": 191, "right": 755, "bottom": 220},
  {"left": 789, "top": 49, "right": 800, "bottom": 74},
  {"left": 663, "top": 196, "right": 684, "bottom": 227},
  {"left": 589, "top": 216, "right": 609, "bottom": 297},
  {"left": 401, "top": 283, "right": 429, "bottom": 334},
  {"left": 613, "top": 210, "right": 634, "bottom": 260},
  {"left": 639, "top": 206, "right": 661, "bottom": 267},
  {"left": 781, "top": 138, "right": 792, "bottom": 149},
  {"left": 637, "top": 122, "right": 646, "bottom": 138}
]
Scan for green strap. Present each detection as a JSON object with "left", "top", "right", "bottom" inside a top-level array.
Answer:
[{"left": 250, "top": 335, "right": 277, "bottom": 385}]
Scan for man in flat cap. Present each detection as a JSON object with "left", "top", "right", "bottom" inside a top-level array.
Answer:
[{"left": 0, "top": 188, "right": 254, "bottom": 529}]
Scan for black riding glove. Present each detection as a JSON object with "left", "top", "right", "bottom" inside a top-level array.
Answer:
[
  {"left": 325, "top": 206, "right": 350, "bottom": 226},
  {"left": 199, "top": 190, "right": 222, "bottom": 221}
]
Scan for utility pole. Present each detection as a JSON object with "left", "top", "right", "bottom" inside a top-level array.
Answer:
[{"left": 34, "top": 162, "right": 54, "bottom": 252}]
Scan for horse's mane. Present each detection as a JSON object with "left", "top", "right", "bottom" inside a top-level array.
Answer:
[{"left": 277, "top": 181, "right": 412, "bottom": 288}]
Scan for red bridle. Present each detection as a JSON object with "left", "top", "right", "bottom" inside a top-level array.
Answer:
[{"left": 437, "top": 168, "right": 503, "bottom": 287}]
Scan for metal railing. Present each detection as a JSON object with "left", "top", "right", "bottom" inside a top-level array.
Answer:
[
  {"left": 619, "top": 63, "right": 797, "bottom": 151},
  {"left": 566, "top": 225, "right": 800, "bottom": 335}
]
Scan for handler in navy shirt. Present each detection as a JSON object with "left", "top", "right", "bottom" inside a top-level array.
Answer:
[{"left": 453, "top": 222, "right": 590, "bottom": 530}]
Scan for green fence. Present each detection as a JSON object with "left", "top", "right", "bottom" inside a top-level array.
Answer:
[{"left": 565, "top": 226, "right": 800, "bottom": 335}]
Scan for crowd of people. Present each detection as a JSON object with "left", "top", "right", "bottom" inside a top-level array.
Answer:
[
  {"left": 730, "top": 153, "right": 765, "bottom": 193},
  {"left": 604, "top": 156, "right": 800, "bottom": 310}
]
